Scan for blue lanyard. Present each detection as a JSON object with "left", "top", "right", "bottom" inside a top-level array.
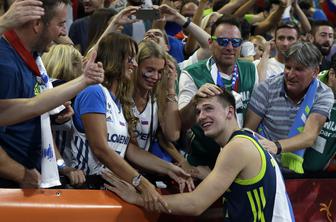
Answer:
[{"left": 216, "top": 63, "right": 239, "bottom": 92}]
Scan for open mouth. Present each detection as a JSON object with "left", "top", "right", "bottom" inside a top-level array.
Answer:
[{"left": 200, "top": 122, "right": 212, "bottom": 130}]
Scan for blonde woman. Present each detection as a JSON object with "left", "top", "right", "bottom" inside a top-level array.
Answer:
[
  {"left": 42, "top": 44, "right": 83, "bottom": 82},
  {"left": 132, "top": 40, "right": 181, "bottom": 152},
  {"left": 249, "top": 35, "right": 267, "bottom": 61}
]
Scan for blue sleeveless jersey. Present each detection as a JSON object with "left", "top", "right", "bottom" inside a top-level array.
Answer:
[{"left": 223, "top": 130, "right": 295, "bottom": 222}]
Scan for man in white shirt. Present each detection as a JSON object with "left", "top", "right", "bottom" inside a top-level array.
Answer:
[{"left": 254, "top": 22, "right": 299, "bottom": 80}]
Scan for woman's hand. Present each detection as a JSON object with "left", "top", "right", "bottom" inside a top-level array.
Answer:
[{"left": 102, "top": 170, "right": 140, "bottom": 205}]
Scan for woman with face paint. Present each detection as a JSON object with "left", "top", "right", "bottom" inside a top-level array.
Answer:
[{"left": 131, "top": 40, "right": 182, "bottom": 153}]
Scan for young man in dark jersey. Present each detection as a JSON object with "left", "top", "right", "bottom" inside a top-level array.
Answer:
[{"left": 103, "top": 89, "right": 295, "bottom": 221}]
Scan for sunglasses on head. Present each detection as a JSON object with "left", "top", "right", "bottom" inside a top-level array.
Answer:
[{"left": 210, "top": 36, "right": 243, "bottom": 48}]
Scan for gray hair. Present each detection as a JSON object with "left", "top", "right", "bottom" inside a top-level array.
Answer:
[{"left": 285, "top": 41, "right": 322, "bottom": 68}]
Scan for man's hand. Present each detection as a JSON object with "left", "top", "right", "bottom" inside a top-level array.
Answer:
[
  {"left": 0, "top": 0, "right": 44, "bottom": 30},
  {"left": 20, "top": 168, "right": 41, "bottom": 188},
  {"left": 167, "top": 163, "right": 195, "bottom": 192},
  {"left": 137, "top": 179, "right": 169, "bottom": 212},
  {"left": 258, "top": 138, "right": 278, "bottom": 154},
  {"left": 82, "top": 51, "right": 104, "bottom": 86},
  {"left": 60, "top": 167, "right": 86, "bottom": 186},
  {"left": 196, "top": 83, "right": 223, "bottom": 98}
]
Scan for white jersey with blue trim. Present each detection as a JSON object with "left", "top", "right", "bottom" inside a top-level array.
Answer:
[
  {"left": 132, "top": 96, "right": 158, "bottom": 151},
  {"left": 52, "top": 120, "right": 73, "bottom": 166},
  {"left": 70, "top": 85, "right": 130, "bottom": 175}
]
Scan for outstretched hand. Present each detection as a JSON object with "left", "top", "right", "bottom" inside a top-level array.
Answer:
[
  {"left": 109, "top": 6, "right": 140, "bottom": 31},
  {"left": 82, "top": 51, "right": 104, "bottom": 85},
  {"left": 102, "top": 169, "right": 170, "bottom": 213},
  {"left": 102, "top": 170, "right": 140, "bottom": 205},
  {"left": 0, "top": 0, "right": 44, "bottom": 30},
  {"left": 167, "top": 163, "right": 195, "bottom": 192},
  {"left": 157, "top": 4, "right": 183, "bottom": 23}
]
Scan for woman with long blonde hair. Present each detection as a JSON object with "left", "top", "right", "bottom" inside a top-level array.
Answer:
[{"left": 132, "top": 40, "right": 181, "bottom": 151}]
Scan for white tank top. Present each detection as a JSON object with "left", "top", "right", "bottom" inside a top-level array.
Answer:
[
  {"left": 132, "top": 96, "right": 158, "bottom": 151},
  {"left": 70, "top": 85, "right": 130, "bottom": 175}
]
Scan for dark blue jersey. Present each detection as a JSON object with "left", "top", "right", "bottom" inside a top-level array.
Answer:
[{"left": 223, "top": 130, "right": 295, "bottom": 222}]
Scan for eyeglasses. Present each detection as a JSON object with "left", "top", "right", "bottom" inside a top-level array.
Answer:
[{"left": 210, "top": 36, "right": 243, "bottom": 48}]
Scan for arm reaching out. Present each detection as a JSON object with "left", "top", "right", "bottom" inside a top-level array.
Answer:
[{"left": 0, "top": 51, "right": 104, "bottom": 126}]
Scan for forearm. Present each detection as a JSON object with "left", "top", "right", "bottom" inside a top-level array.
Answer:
[
  {"left": 217, "top": 0, "right": 244, "bottom": 14},
  {"left": 233, "top": 0, "right": 256, "bottom": 18},
  {"left": 254, "top": 5, "right": 286, "bottom": 35},
  {"left": 293, "top": 4, "right": 311, "bottom": 33},
  {"left": 35, "top": 76, "right": 86, "bottom": 110},
  {"left": 158, "top": 134, "right": 185, "bottom": 163},
  {"left": 174, "top": 14, "right": 210, "bottom": 50},
  {"left": 0, "top": 147, "right": 25, "bottom": 183},
  {"left": 179, "top": 97, "right": 197, "bottom": 131},
  {"left": 162, "top": 143, "right": 185, "bottom": 164},
  {"left": 94, "top": 145, "right": 141, "bottom": 185},
  {"left": 257, "top": 59, "right": 268, "bottom": 82},
  {"left": 0, "top": 76, "right": 86, "bottom": 126},
  {"left": 131, "top": 190, "right": 200, "bottom": 215},
  {"left": 126, "top": 143, "right": 172, "bottom": 175},
  {"left": 278, "top": 113, "right": 327, "bottom": 153},
  {"left": 184, "top": 1, "right": 207, "bottom": 56},
  {"left": 161, "top": 94, "right": 181, "bottom": 141},
  {"left": 278, "top": 132, "right": 319, "bottom": 153}
]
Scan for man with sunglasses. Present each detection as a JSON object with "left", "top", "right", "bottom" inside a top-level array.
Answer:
[{"left": 178, "top": 15, "right": 258, "bottom": 173}]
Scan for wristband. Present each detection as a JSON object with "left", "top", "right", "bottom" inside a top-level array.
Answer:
[
  {"left": 182, "top": 17, "right": 191, "bottom": 29},
  {"left": 274, "top": 141, "right": 282, "bottom": 155}
]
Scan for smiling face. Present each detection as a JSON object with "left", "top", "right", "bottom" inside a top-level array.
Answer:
[
  {"left": 196, "top": 96, "right": 228, "bottom": 139},
  {"left": 210, "top": 23, "right": 241, "bottom": 70},
  {"left": 284, "top": 60, "right": 317, "bottom": 100},
  {"left": 250, "top": 38, "right": 265, "bottom": 60},
  {"left": 35, "top": 3, "right": 67, "bottom": 53},
  {"left": 137, "top": 57, "right": 165, "bottom": 91},
  {"left": 144, "top": 29, "right": 169, "bottom": 51}
]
